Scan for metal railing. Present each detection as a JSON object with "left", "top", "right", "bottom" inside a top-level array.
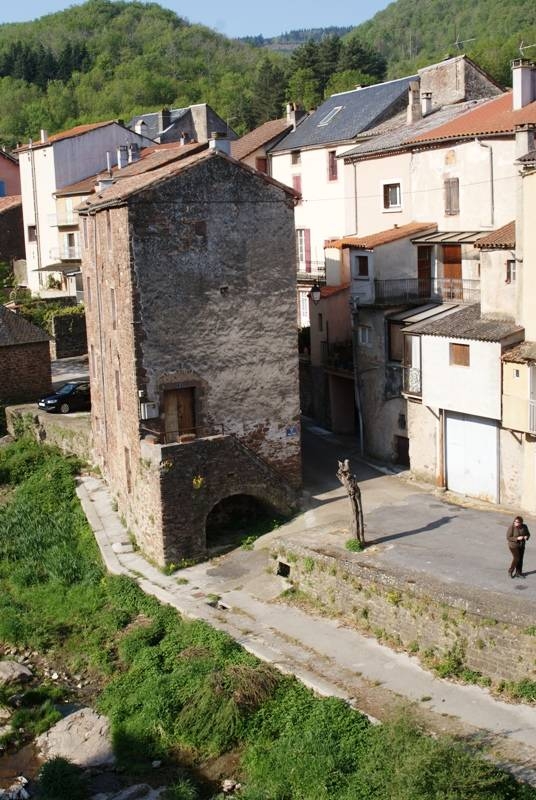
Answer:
[
  {"left": 529, "top": 400, "right": 536, "bottom": 435},
  {"left": 320, "top": 340, "right": 353, "bottom": 372},
  {"left": 296, "top": 262, "right": 326, "bottom": 284},
  {"left": 141, "top": 423, "right": 225, "bottom": 445},
  {"left": 49, "top": 246, "right": 81, "bottom": 261},
  {"left": 402, "top": 366, "right": 422, "bottom": 396},
  {"left": 373, "top": 277, "right": 480, "bottom": 305}
]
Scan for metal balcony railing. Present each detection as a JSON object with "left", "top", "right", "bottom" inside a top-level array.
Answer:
[
  {"left": 320, "top": 340, "right": 353, "bottom": 372},
  {"left": 402, "top": 366, "right": 422, "bottom": 396},
  {"left": 49, "top": 246, "right": 81, "bottom": 261},
  {"left": 373, "top": 277, "right": 480, "bottom": 305},
  {"left": 296, "top": 262, "right": 326, "bottom": 284}
]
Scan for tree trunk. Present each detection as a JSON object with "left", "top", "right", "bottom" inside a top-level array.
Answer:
[{"left": 336, "top": 458, "right": 365, "bottom": 545}]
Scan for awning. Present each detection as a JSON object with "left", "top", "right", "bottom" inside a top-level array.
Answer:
[
  {"left": 387, "top": 303, "right": 459, "bottom": 324},
  {"left": 411, "top": 231, "right": 485, "bottom": 245},
  {"left": 33, "top": 262, "right": 81, "bottom": 273}
]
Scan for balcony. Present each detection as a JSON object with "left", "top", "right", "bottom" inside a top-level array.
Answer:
[
  {"left": 297, "top": 262, "right": 326, "bottom": 285},
  {"left": 49, "top": 245, "right": 81, "bottom": 261},
  {"left": 373, "top": 277, "right": 480, "bottom": 306},
  {"left": 48, "top": 212, "right": 78, "bottom": 227},
  {"left": 402, "top": 366, "right": 422, "bottom": 397},
  {"left": 321, "top": 340, "right": 353, "bottom": 373}
]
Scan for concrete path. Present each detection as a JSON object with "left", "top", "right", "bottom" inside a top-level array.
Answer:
[{"left": 77, "top": 454, "right": 536, "bottom": 785}]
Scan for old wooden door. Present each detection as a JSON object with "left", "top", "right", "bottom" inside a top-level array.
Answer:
[
  {"left": 164, "top": 388, "right": 196, "bottom": 441},
  {"left": 442, "top": 244, "right": 462, "bottom": 299},
  {"left": 417, "top": 246, "right": 432, "bottom": 298}
]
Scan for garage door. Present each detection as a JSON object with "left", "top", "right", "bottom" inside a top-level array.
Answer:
[{"left": 445, "top": 412, "right": 498, "bottom": 502}]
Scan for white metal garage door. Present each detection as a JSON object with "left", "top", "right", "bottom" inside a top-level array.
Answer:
[{"left": 445, "top": 412, "right": 498, "bottom": 502}]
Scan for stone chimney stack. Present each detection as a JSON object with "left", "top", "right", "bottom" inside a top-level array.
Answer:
[
  {"left": 407, "top": 81, "right": 422, "bottom": 124},
  {"left": 158, "top": 107, "right": 172, "bottom": 134},
  {"left": 116, "top": 144, "right": 128, "bottom": 169},
  {"left": 128, "top": 143, "right": 140, "bottom": 163},
  {"left": 421, "top": 91, "right": 433, "bottom": 117},
  {"left": 286, "top": 102, "right": 307, "bottom": 131},
  {"left": 512, "top": 59, "right": 535, "bottom": 110},
  {"left": 209, "top": 131, "right": 230, "bottom": 155}
]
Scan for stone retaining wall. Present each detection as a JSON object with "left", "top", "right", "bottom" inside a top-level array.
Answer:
[
  {"left": 6, "top": 405, "right": 92, "bottom": 463},
  {"left": 274, "top": 540, "right": 536, "bottom": 684}
]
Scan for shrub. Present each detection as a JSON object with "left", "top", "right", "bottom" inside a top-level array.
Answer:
[
  {"left": 345, "top": 538, "right": 364, "bottom": 552},
  {"left": 37, "top": 756, "right": 89, "bottom": 800}
]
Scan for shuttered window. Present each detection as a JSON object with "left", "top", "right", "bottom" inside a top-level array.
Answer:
[
  {"left": 444, "top": 178, "right": 460, "bottom": 215},
  {"left": 449, "top": 342, "right": 470, "bottom": 366}
]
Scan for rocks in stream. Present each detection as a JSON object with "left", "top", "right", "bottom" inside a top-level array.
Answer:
[
  {"left": 0, "top": 775, "right": 30, "bottom": 800},
  {"left": 0, "top": 663, "right": 32, "bottom": 686},
  {"left": 36, "top": 708, "right": 115, "bottom": 768}
]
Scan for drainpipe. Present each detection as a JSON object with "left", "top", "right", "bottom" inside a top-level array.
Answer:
[
  {"left": 353, "top": 162, "right": 358, "bottom": 233},
  {"left": 436, "top": 408, "right": 445, "bottom": 488},
  {"left": 351, "top": 298, "right": 365, "bottom": 456},
  {"left": 475, "top": 138, "right": 494, "bottom": 227}
]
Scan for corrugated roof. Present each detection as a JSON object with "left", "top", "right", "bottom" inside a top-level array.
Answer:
[
  {"left": 404, "top": 303, "right": 523, "bottom": 341},
  {"left": 388, "top": 303, "right": 459, "bottom": 323},
  {"left": 0, "top": 305, "right": 51, "bottom": 347},
  {"left": 409, "top": 92, "right": 536, "bottom": 144},
  {"left": 270, "top": 74, "right": 417, "bottom": 152},
  {"left": 0, "top": 195, "right": 21, "bottom": 214},
  {"left": 231, "top": 119, "right": 292, "bottom": 161},
  {"left": 342, "top": 98, "right": 489, "bottom": 161},
  {"left": 78, "top": 149, "right": 296, "bottom": 213},
  {"left": 326, "top": 222, "right": 436, "bottom": 250},
  {"left": 411, "top": 230, "right": 486, "bottom": 245},
  {"left": 16, "top": 121, "right": 116, "bottom": 152},
  {"left": 502, "top": 341, "right": 536, "bottom": 363},
  {"left": 475, "top": 221, "right": 515, "bottom": 249}
]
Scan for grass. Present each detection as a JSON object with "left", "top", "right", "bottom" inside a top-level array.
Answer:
[
  {"left": 345, "top": 538, "right": 364, "bottom": 552},
  {"left": 0, "top": 438, "right": 534, "bottom": 800}
]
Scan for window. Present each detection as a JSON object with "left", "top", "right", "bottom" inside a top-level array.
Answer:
[
  {"left": 296, "top": 229, "right": 311, "bottom": 270},
  {"left": 506, "top": 259, "right": 516, "bottom": 284},
  {"left": 358, "top": 325, "right": 372, "bottom": 346},
  {"left": 388, "top": 322, "right": 404, "bottom": 362},
  {"left": 110, "top": 287, "right": 117, "bottom": 330},
  {"left": 318, "top": 313, "right": 323, "bottom": 331},
  {"left": 383, "top": 182, "right": 401, "bottom": 210},
  {"left": 351, "top": 253, "right": 369, "bottom": 279},
  {"left": 299, "top": 291, "right": 310, "bottom": 325},
  {"left": 255, "top": 156, "right": 268, "bottom": 173},
  {"left": 328, "top": 150, "right": 338, "bottom": 181},
  {"left": 28, "top": 225, "right": 37, "bottom": 242},
  {"left": 318, "top": 106, "right": 342, "bottom": 127},
  {"left": 450, "top": 342, "right": 470, "bottom": 366},
  {"left": 291, "top": 150, "right": 301, "bottom": 165},
  {"left": 86, "top": 275, "right": 92, "bottom": 310},
  {"left": 0, "top": 180, "right": 5, "bottom": 197},
  {"left": 115, "top": 369, "right": 122, "bottom": 411},
  {"left": 444, "top": 178, "right": 459, "bottom": 215},
  {"left": 292, "top": 175, "right": 302, "bottom": 196}
]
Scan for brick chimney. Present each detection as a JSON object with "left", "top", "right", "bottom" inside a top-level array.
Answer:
[
  {"left": 406, "top": 81, "right": 422, "bottom": 124},
  {"left": 512, "top": 59, "right": 536, "bottom": 110}
]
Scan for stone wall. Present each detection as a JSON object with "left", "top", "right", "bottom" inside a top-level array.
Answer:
[
  {"left": 0, "top": 342, "right": 51, "bottom": 403},
  {"left": 274, "top": 540, "right": 536, "bottom": 683},
  {"left": 0, "top": 203, "right": 24, "bottom": 263},
  {"left": 50, "top": 313, "right": 87, "bottom": 359},
  {"left": 6, "top": 405, "right": 92, "bottom": 463}
]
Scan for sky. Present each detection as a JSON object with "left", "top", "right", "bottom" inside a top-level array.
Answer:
[{"left": 0, "top": 0, "right": 392, "bottom": 38}]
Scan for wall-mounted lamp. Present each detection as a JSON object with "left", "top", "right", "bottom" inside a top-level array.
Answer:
[{"left": 309, "top": 282, "right": 321, "bottom": 305}]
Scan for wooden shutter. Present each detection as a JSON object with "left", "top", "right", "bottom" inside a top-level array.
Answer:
[{"left": 304, "top": 228, "right": 311, "bottom": 271}]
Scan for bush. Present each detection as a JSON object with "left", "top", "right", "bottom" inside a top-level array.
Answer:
[
  {"left": 345, "top": 538, "right": 364, "bottom": 552},
  {"left": 37, "top": 756, "right": 89, "bottom": 800}
]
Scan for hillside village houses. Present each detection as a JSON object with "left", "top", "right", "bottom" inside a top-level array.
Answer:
[{"left": 77, "top": 143, "right": 301, "bottom": 564}]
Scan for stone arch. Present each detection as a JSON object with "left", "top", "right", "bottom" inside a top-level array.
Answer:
[{"left": 205, "top": 488, "right": 283, "bottom": 552}]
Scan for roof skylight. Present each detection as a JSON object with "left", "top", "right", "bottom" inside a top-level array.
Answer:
[{"left": 317, "top": 106, "right": 343, "bottom": 127}]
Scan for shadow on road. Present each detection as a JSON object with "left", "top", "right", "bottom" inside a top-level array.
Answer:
[{"left": 368, "top": 514, "right": 458, "bottom": 545}]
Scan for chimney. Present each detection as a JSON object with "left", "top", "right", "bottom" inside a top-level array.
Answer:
[
  {"left": 286, "top": 102, "right": 307, "bottom": 131},
  {"left": 128, "top": 142, "right": 140, "bottom": 163},
  {"left": 40, "top": 129, "right": 48, "bottom": 144},
  {"left": 97, "top": 176, "right": 114, "bottom": 192},
  {"left": 158, "top": 107, "right": 172, "bottom": 133},
  {"left": 134, "top": 119, "right": 146, "bottom": 136},
  {"left": 106, "top": 151, "right": 112, "bottom": 175},
  {"left": 116, "top": 144, "right": 128, "bottom": 169},
  {"left": 515, "top": 122, "right": 535, "bottom": 159},
  {"left": 209, "top": 131, "right": 230, "bottom": 155},
  {"left": 407, "top": 81, "right": 422, "bottom": 124},
  {"left": 179, "top": 131, "right": 190, "bottom": 146},
  {"left": 421, "top": 91, "right": 433, "bottom": 117},
  {"left": 512, "top": 59, "right": 535, "bottom": 110}
]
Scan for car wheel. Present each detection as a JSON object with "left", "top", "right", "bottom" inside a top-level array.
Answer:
[{"left": 59, "top": 402, "right": 70, "bottom": 414}]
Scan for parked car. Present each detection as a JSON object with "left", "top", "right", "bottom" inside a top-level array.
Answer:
[{"left": 38, "top": 381, "right": 91, "bottom": 414}]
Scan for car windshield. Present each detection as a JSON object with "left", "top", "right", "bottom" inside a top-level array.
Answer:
[{"left": 57, "top": 383, "right": 78, "bottom": 395}]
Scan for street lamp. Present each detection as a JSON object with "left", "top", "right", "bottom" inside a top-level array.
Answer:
[{"left": 309, "top": 282, "right": 321, "bottom": 305}]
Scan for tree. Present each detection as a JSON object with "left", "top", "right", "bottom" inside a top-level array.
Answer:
[
  {"left": 249, "top": 55, "right": 287, "bottom": 124},
  {"left": 336, "top": 459, "right": 365, "bottom": 545},
  {"left": 286, "top": 67, "right": 322, "bottom": 111}
]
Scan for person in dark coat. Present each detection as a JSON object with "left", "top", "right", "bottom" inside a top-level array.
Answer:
[{"left": 506, "top": 516, "right": 530, "bottom": 578}]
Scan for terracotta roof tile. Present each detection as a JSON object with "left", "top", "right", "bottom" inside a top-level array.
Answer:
[
  {"left": 0, "top": 195, "right": 21, "bottom": 214},
  {"left": 319, "top": 283, "right": 350, "bottom": 298},
  {"left": 410, "top": 93, "right": 536, "bottom": 144},
  {"left": 475, "top": 221, "right": 515, "bottom": 249},
  {"left": 231, "top": 119, "right": 292, "bottom": 161},
  {"left": 0, "top": 305, "right": 51, "bottom": 347},
  {"left": 502, "top": 341, "right": 536, "bottom": 363},
  {"left": 326, "top": 222, "right": 437, "bottom": 250}
]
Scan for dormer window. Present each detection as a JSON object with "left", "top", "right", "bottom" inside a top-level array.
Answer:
[{"left": 318, "top": 106, "right": 342, "bottom": 127}]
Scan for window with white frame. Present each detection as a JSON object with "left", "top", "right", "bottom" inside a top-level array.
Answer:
[
  {"left": 506, "top": 259, "right": 516, "bottom": 284},
  {"left": 382, "top": 182, "right": 401, "bottom": 210},
  {"left": 296, "top": 229, "right": 310, "bottom": 270},
  {"left": 358, "top": 325, "right": 372, "bottom": 346}
]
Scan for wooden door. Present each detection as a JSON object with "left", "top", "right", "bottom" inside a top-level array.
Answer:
[
  {"left": 164, "top": 388, "right": 196, "bottom": 441},
  {"left": 417, "top": 246, "right": 432, "bottom": 297},
  {"left": 442, "top": 244, "right": 462, "bottom": 299}
]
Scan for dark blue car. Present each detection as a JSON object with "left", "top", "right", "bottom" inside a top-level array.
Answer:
[{"left": 38, "top": 381, "right": 91, "bottom": 414}]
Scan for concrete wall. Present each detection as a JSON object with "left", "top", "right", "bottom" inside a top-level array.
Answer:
[
  {"left": 521, "top": 171, "right": 536, "bottom": 339},
  {"left": 353, "top": 153, "right": 412, "bottom": 236},
  {"left": 407, "top": 400, "right": 438, "bottom": 483},
  {"left": 0, "top": 341, "right": 51, "bottom": 403},
  {"left": 421, "top": 337, "right": 502, "bottom": 419},
  {"left": 0, "top": 155, "right": 21, "bottom": 195},
  {"left": 480, "top": 248, "right": 517, "bottom": 318}
]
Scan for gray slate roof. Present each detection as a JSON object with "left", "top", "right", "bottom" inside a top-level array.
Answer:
[
  {"left": 518, "top": 148, "right": 536, "bottom": 164},
  {"left": 0, "top": 305, "right": 51, "bottom": 347},
  {"left": 342, "top": 98, "right": 488, "bottom": 161},
  {"left": 270, "top": 75, "right": 417, "bottom": 152},
  {"left": 127, "top": 108, "right": 190, "bottom": 142},
  {"left": 404, "top": 304, "right": 523, "bottom": 342}
]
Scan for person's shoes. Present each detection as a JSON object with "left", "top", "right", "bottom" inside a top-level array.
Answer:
[
  {"left": 509, "top": 570, "right": 515, "bottom": 578},
  {"left": 515, "top": 572, "right": 525, "bottom": 578}
]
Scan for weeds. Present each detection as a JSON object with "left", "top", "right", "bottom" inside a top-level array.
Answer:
[{"left": 345, "top": 539, "right": 364, "bottom": 552}]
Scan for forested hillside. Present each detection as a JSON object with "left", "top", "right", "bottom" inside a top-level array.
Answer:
[{"left": 353, "top": 0, "right": 536, "bottom": 85}]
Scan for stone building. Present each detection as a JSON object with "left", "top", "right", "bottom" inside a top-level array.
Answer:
[
  {"left": 0, "top": 305, "right": 51, "bottom": 403},
  {"left": 79, "top": 146, "right": 301, "bottom": 565}
]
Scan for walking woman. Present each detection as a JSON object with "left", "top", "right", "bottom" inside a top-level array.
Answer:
[{"left": 507, "top": 515, "right": 530, "bottom": 578}]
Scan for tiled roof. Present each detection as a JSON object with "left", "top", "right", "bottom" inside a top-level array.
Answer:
[
  {"left": 0, "top": 149, "right": 18, "bottom": 164},
  {"left": 475, "top": 221, "right": 515, "bottom": 249},
  {"left": 518, "top": 148, "right": 536, "bottom": 164},
  {"left": 15, "top": 121, "right": 117, "bottom": 152},
  {"left": 502, "top": 341, "right": 536, "bottom": 363},
  {"left": 0, "top": 305, "right": 51, "bottom": 347},
  {"left": 231, "top": 119, "right": 292, "bottom": 160},
  {"left": 326, "top": 222, "right": 437, "bottom": 250},
  {"left": 127, "top": 107, "right": 190, "bottom": 142},
  {"left": 404, "top": 303, "right": 523, "bottom": 341},
  {"left": 409, "top": 93, "right": 536, "bottom": 144},
  {"left": 319, "top": 283, "right": 350, "bottom": 298},
  {"left": 0, "top": 195, "right": 21, "bottom": 214},
  {"left": 56, "top": 142, "right": 207, "bottom": 197},
  {"left": 270, "top": 74, "right": 417, "bottom": 152},
  {"left": 342, "top": 98, "right": 490, "bottom": 161},
  {"left": 78, "top": 149, "right": 296, "bottom": 213}
]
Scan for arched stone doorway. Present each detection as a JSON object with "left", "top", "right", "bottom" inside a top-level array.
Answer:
[{"left": 205, "top": 493, "right": 281, "bottom": 553}]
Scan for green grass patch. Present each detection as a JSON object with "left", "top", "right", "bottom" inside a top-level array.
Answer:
[{"left": 345, "top": 538, "right": 364, "bottom": 552}]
